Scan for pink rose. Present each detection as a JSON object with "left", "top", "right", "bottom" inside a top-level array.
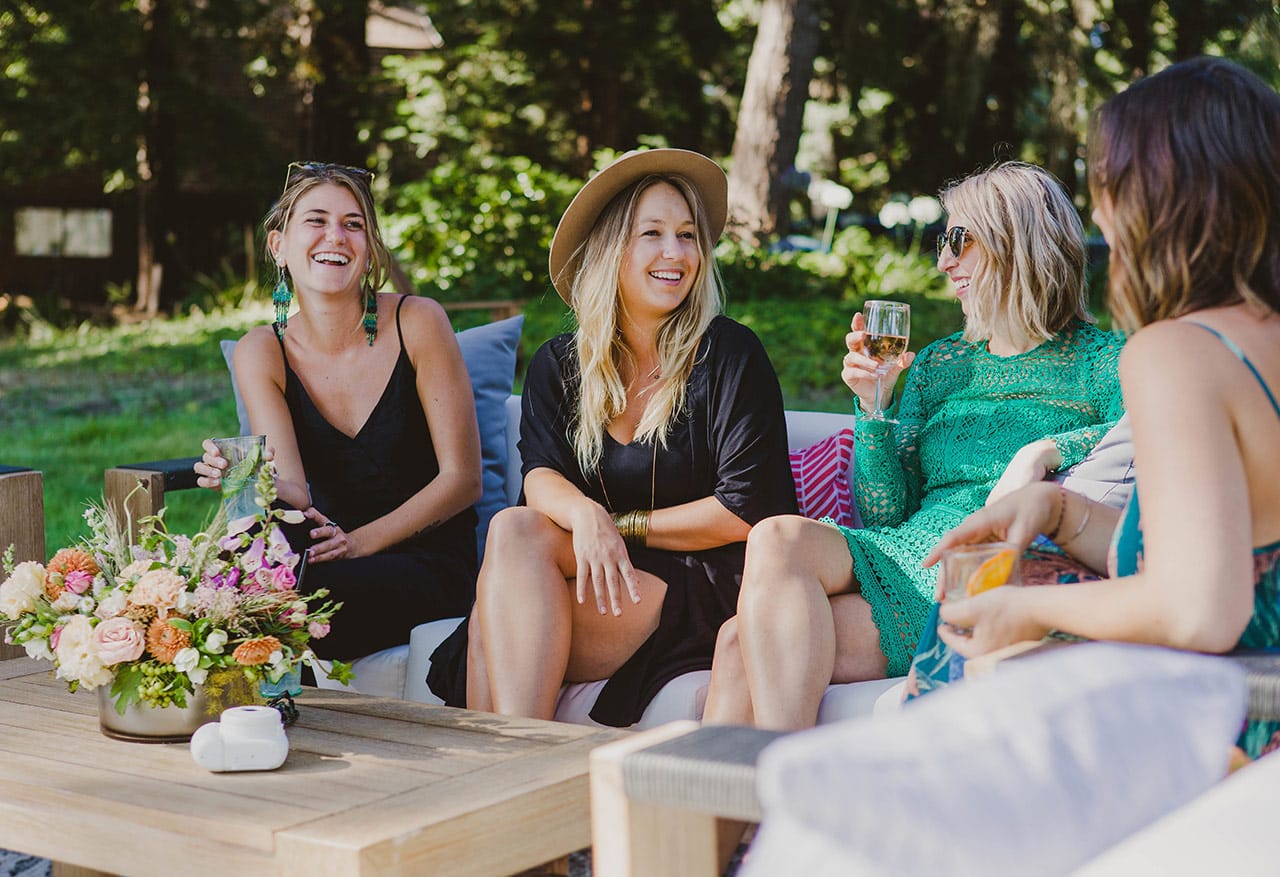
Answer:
[
  {"left": 93, "top": 617, "right": 146, "bottom": 666},
  {"left": 308, "top": 621, "right": 330, "bottom": 639},
  {"left": 63, "top": 570, "right": 93, "bottom": 595},
  {"left": 270, "top": 565, "right": 297, "bottom": 591},
  {"left": 254, "top": 567, "right": 276, "bottom": 592}
]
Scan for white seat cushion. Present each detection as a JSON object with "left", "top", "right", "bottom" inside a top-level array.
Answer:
[
  {"left": 312, "top": 644, "right": 408, "bottom": 698},
  {"left": 742, "top": 643, "right": 1247, "bottom": 877}
]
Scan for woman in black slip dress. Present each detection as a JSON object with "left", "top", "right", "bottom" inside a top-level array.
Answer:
[{"left": 195, "top": 162, "right": 480, "bottom": 660}]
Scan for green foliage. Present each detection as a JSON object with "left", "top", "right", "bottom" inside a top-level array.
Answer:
[{"left": 385, "top": 154, "right": 579, "bottom": 302}]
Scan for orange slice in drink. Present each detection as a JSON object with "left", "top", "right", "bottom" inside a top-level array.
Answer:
[{"left": 965, "top": 548, "right": 1017, "bottom": 597}]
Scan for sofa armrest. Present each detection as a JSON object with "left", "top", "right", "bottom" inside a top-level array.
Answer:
[
  {"left": 0, "top": 465, "right": 45, "bottom": 659},
  {"left": 104, "top": 457, "right": 202, "bottom": 541}
]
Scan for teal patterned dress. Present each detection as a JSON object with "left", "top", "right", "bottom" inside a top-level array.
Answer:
[
  {"left": 1111, "top": 322, "right": 1280, "bottom": 759},
  {"left": 840, "top": 323, "right": 1126, "bottom": 675}
]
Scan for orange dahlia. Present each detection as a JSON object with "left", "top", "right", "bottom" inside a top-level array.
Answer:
[
  {"left": 146, "top": 616, "right": 191, "bottom": 664},
  {"left": 232, "top": 636, "right": 283, "bottom": 666},
  {"left": 44, "top": 547, "right": 100, "bottom": 600}
]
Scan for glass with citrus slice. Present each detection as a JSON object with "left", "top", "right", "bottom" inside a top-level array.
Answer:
[{"left": 940, "top": 542, "right": 1022, "bottom": 604}]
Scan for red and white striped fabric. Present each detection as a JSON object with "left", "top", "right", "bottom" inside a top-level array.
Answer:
[{"left": 789, "top": 428, "right": 856, "bottom": 528}]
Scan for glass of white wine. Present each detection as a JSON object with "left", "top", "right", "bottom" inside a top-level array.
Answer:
[{"left": 861, "top": 300, "right": 911, "bottom": 422}]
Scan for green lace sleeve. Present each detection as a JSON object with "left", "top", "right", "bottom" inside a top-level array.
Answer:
[
  {"left": 1050, "top": 328, "right": 1128, "bottom": 468},
  {"left": 853, "top": 347, "right": 929, "bottom": 527}
]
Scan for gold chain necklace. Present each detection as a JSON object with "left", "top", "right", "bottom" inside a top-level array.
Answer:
[{"left": 598, "top": 438, "right": 657, "bottom": 514}]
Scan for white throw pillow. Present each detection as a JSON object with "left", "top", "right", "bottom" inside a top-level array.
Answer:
[{"left": 742, "top": 643, "right": 1247, "bottom": 877}]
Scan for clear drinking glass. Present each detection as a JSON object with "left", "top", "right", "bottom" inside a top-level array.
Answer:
[
  {"left": 861, "top": 300, "right": 911, "bottom": 422},
  {"left": 211, "top": 434, "right": 266, "bottom": 523},
  {"left": 940, "top": 542, "right": 1022, "bottom": 603}
]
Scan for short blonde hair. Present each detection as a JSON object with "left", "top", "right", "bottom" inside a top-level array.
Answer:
[
  {"left": 570, "top": 175, "right": 723, "bottom": 475},
  {"left": 940, "top": 162, "right": 1091, "bottom": 344}
]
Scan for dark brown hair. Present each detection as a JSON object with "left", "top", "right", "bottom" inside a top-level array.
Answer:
[{"left": 1088, "top": 57, "right": 1280, "bottom": 332}]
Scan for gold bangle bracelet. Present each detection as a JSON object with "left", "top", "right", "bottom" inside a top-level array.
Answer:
[{"left": 611, "top": 509, "right": 650, "bottom": 548}]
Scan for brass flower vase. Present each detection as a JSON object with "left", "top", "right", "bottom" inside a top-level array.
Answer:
[{"left": 97, "top": 669, "right": 260, "bottom": 743}]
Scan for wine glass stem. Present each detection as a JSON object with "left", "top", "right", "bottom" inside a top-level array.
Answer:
[{"left": 873, "top": 373, "right": 884, "bottom": 417}]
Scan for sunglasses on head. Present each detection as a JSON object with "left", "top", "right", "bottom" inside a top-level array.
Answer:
[
  {"left": 936, "top": 226, "right": 972, "bottom": 259},
  {"left": 284, "top": 161, "right": 375, "bottom": 188}
]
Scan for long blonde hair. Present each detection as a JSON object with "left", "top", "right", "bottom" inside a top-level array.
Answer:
[
  {"left": 940, "top": 162, "right": 1091, "bottom": 345},
  {"left": 568, "top": 174, "right": 723, "bottom": 475}
]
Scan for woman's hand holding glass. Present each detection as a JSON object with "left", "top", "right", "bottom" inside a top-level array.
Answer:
[
  {"left": 570, "top": 502, "right": 643, "bottom": 617},
  {"left": 843, "top": 311, "right": 916, "bottom": 415},
  {"left": 195, "top": 438, "right": 276, "bottom": 491},
  {"left": 925, "top": 482, "right": 1060, "bottom": 655}
]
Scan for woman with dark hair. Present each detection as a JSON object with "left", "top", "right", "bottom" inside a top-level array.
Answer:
[
  {"left": 194, "top": 162, "right": 482, "bottom": 660},
  {"left": 430, "top": 148, "right": 796, "bottom": 726},
  {"left": 703, "top": 162, "right": 1125, "bottom": 730},
  {"left": 934, "top": 57, "right": 1280, "bottom": 758}
]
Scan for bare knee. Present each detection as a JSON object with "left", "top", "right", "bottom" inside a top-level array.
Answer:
[{"left": 713, "top": 616, "right": 743, "bottom": 665}]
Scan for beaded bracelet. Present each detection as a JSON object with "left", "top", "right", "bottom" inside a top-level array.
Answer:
[{"left": 612, "top": 509, "right": 651, "bottom": 548}]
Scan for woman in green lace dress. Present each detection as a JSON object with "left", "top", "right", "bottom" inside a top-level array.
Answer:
[
  {"left": 934, "top": 58, "right": 1280, "bottom": 759},
  {"left": 703, "top": 162, "right": 1125, "bottom": 730}
]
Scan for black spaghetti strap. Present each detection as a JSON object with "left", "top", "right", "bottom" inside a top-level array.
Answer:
[
  {"left": 394, "top": 294, "right": 408, "bottom": 354},
  {"left": 1186, "top": 321, "right": 1280, "bottom": 422}
]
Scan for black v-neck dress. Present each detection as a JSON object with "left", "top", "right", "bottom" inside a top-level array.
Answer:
[
  {"left": 429, "top": 316, "right": 796, "bottom": 726},
  {"left": 277, "top": 297, "right": 477, "bottom": 660}
]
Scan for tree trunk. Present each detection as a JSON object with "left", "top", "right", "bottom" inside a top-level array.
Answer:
[{"left": 726, "top": 0, "right": 820, "bottom": 246}]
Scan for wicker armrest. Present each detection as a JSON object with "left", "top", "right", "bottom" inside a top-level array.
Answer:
[{"left": 104, "top": 456, "right": 202, "bottom": 540}]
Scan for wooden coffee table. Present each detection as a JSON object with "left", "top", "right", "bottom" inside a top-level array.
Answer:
[{"left": 0, "top": 658, "right": 625, "bottom": 876}]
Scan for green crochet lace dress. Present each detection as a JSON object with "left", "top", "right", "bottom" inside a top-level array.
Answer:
[{"left": 840, "top": 322, "right": 1126, "bottom": 675}]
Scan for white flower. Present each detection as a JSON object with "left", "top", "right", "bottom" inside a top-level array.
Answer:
[
  {"left": 268, "top": 649, "right": 284, "bottom": 668},
  {"left": 23, "top": 639, "right": 53, "bottom": 662},
  {"left": 54, "top": 615, "right": 113, "bottom": 689},
  {"left": 77, "top": 595, "right": 96, "bottom": 614},
  {"left": 94, "top": 590, "right": 128, "bottom": 620},
  {"left": 176, "top": 590, "right": 195, "bottom": 615},
  {"left": 279, "top": 509, "right": 305, "bottom": 524},
  {"left": 908, "top": 195, "right": 943, "bottom": 224},
  {"left": 187, "top": 666, "right": 208, "bottom": 685},
  {"left": 205, "top": 629, "right": 228, "bottom": 654},
  {"left": 173, "top": 647, "right": 201, "bottom": 673},
  {"left": 51, "top": 592, "right": 82, "bottom": 613},
  {"left": 878, "top": 200, "right": 911, "bottom": 229},
  {"left": 0, "top": 561, "right": 46, "bottom": 619}
]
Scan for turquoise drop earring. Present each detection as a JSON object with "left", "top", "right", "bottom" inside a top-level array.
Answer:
[
  {"left": 272, "top": 264, "right": 292, "bottom": 336},
  {"left": 363, "top": 285, "right": 378, "bottom": 346}
]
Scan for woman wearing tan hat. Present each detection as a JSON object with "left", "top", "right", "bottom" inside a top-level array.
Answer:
[{"left": 427, "top": 148, "right": 797, "bottom": 725}]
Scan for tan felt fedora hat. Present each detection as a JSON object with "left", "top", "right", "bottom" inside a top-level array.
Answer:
[{"left": 548, "top": 148, "right": 728, "bottom": 304}]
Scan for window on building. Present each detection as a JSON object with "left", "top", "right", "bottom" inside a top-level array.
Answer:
[{"left": 15, "top": 207, "right": 113, "bottom": 258}]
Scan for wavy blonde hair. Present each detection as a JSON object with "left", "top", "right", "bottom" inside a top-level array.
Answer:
[
  {"left": 940, "top": 162, "right": 1091, "bottom": 345},
  {"left": 1088, "top": 57, "right": 1280, "bottom": 333},
  {"left": 567, "top": 174, "right": 723, "bottom": 475}
]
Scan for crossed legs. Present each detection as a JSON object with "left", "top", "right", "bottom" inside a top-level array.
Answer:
[
  {"left": 703, "top": 515, "right": 888, "bottom": 730},
  {"left": 466, "top": 505, "right": 668, "bottom": 720}
]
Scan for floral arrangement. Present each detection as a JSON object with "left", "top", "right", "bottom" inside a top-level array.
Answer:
[{"left": 0, "top": 463, "right": 349, "bottom": 712}]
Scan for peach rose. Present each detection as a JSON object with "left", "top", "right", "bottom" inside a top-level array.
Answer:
[{"left": 93, "top": 617, "right": 146, "bottom": 666}]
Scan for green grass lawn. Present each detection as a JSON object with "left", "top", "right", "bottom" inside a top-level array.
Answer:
[{"left": 1, "top": 290, "right": 964, "bottom": 559}]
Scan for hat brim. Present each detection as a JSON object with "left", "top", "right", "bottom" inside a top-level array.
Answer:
[{"left": 548, "top": 148, "right": 728, "bottom": 304}]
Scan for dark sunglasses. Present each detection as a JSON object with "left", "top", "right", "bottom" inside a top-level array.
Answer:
[
  {"left": 285, "top": 161, "right": 375, "bottom": 188},
  {"left": 936, "top": 226, "right": 972, "bottom": 259}
]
